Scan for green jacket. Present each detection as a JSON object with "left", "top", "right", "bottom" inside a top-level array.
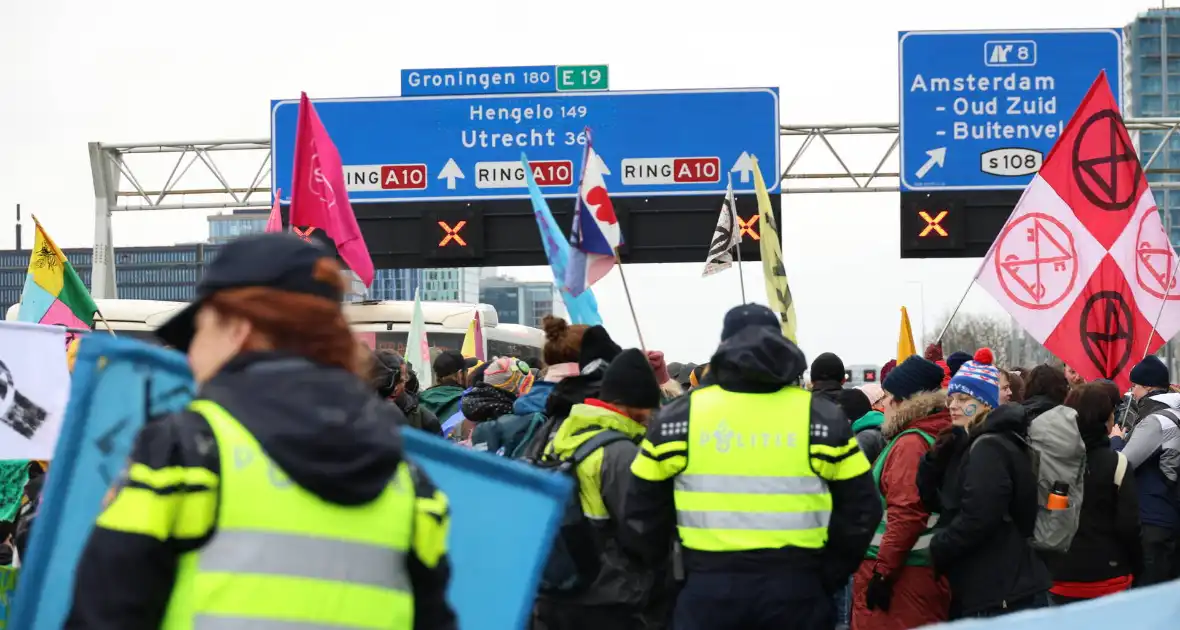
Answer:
[{"left": 419, "top": 385, "right": 465, "bottom": 425}]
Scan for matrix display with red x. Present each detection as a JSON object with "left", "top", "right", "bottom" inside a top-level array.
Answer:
[
  {"left": 423, "top": 208, "right": 484, "bottom": 260},
  {"left": 899, "top": 191, "right": 1020, "bottom": 259}
]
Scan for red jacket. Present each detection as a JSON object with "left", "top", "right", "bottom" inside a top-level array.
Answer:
[
  {"left": 853, "top": 391, "right": 953, "bottom": 630},
  {"left": 875, "top": 391, "right": 952, "bottom": 577}
]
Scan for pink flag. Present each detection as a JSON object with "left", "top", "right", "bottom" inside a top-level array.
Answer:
[
  {"left": 289, "top": 92, "right": 375, "bottom": 285},
  {"left": 265, "top": 188, "right": 284, "bottom": 233}
]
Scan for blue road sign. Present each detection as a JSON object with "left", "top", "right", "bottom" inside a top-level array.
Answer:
[
  {"left": 402, "top": 66, "right": 559, "bottom": 96},
  {"left": 899, "top": 29, "right": 1123, "bottom": 192},
  {"left": 271, "top": 88, "right": 780, "bottom": 203}
]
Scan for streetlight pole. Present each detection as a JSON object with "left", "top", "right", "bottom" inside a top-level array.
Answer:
[{"left": 905, "top": 280, "right": 926, "bottom": 344}]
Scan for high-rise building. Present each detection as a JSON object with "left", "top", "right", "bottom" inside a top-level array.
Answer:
[
  {"left": 366, "top": 268, "right": 480, "bottom": 302},
  {"left": 207, "top": 210, "right": 268, "bottom": 244},
  {"left": 479, "top": 274, "right": 561, "bottom": 328},
  {"left": 1127, "top": 8, "right": 1180, "bottom": 246},
  {"left": 368, "top": 268, "right": 420, "bottom": 301}
]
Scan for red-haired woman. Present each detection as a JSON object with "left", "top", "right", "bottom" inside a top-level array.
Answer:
[{"left": 67, "top": 233, "right": 456, "bottom": 630}]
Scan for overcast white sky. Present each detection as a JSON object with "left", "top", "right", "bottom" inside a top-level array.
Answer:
[{"left": 0, "top": 0, "right": 1164, "bottom": 365}]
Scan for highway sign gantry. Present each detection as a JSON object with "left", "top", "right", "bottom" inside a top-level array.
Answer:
[
  {"left": 271, "top": 88, "right": 780, "bottom": 203},
  {"left": 899, "top": 29, "right": 1122, "bottom": 192}
]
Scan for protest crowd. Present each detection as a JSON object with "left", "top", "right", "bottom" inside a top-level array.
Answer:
[
  {"left": 1, "top": 68, "right": 1178, "bottom": 630},
  {"left": 7, "top": 242, "right": 1178, "bottom": 630}
]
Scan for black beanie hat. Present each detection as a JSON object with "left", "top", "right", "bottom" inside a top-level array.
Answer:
[
  {"left": 1130, "top": 355, "right": 1170, "bottom": 389},
  {"left": 946, "top": 351, "right": 973, "bottom": 376},
  {"left": 811, "top": 352, "right": 846, "bottom": 383},
  {"left": 578, "top": 326, "right": 622, "bottom": 369},
  {"left": 721, "top": 304, "right": 780, "bottom": 341},
  {"left": 882, "top": 355, "right": 946, "bottom": 401},
  {"left": 834, "top": 388, "right": 872, "bottom": 423},
  {"left": 600, "top": 348, "right": 662, "bottom": 409}
]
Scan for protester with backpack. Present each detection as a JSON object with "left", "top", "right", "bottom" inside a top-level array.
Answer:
[
  {"left": 1110, "top": 355, "right": 1180, "bottom": 585},
  {"left": 520, "top": 325, "right": 623, "bottom": 464},
  {"left": 917, "top": 356, "right": 1051, "bottom": 619},
  {"left": 468, "top": 357, "right": 540, "bottom": 455},
  {"left": 531, "top": 348, "right": 665, "bottom": 630},
  {"left": 1046, "top": 381, "right": 1143, "bottom": 603},
  {"left": 853, "top": 356, "right": 951, "bottom": 630},
  {"left": 460, "top": 357, "right": 530, "bottom": 445}
]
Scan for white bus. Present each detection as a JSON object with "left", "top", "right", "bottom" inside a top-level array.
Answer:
[
  {"left": 6, "top": 298, "right": 547, "bottom": 364},
  {"left": 345, "top": 300, "right": 545, "bottom": 364},
  {"left": 5, "top": 299, "right": 187, "bottom": 343}
]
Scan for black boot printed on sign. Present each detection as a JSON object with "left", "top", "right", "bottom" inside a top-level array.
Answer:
[{"left": 0, "top": 359, "right": 49, "bottom": 439}]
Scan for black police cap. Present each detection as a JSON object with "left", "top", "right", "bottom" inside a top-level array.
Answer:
[{"left": 155, "top": 232, "right": 343, "bottom": 351}]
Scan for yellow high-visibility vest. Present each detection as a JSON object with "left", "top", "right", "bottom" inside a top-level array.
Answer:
[
  {"left": 675, "top": 386, "right": 832, "bottom": 552},
  {"left": 161, "top": 400, "right": 415, "bottom": 630}
]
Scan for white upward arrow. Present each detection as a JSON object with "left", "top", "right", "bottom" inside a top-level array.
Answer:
[
  {"left": 915, "top": 147, "right": 947, "bottom": 180},
  {"left": 438, "top": 158, "right": 465, "bottom": 190},
  {"left": 730, "top": 152, "right": 755, "bottom": 184}
]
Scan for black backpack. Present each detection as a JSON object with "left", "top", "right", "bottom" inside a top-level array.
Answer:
[{"left": 536, "top": 429, "right": 632, "bottom": 594}]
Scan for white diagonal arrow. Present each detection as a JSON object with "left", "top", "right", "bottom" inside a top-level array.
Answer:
[
  {"left": 730, "top": 151, "right": 755, "bottom": 184},
  {"left": 915, "top": 147, "right": 947, "bottom": 180},
  {"left": 438, "top": 158, "right": 465, "bottom": 190}
]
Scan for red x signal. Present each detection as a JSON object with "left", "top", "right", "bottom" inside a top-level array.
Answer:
[
  {"left": 438, "top": 221, "right": 468, "bottom": 247},
  {"left": 293, "top": 226, "right": 318, "bottom": 243},
  {"left": 918, "top": 210, "right": 949, "bottom": 237},
  {"left": 738, "top": 214, "right": 760, "bottom": 240}
]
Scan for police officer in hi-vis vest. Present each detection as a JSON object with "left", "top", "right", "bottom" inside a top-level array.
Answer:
[
  {"left": 66, "top": 233, "right": 456, "bottom": 630},
  {"left": 625, "top": 304, "right": 881, "bottom": 630}
]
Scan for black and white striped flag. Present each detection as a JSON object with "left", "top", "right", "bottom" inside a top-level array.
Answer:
[{"left": 703, "top": 175, "right": 741, "bottom": 277}]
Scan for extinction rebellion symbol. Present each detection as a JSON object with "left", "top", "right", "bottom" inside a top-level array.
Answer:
[
  {"left": 1072, "top": 109, "right": 1143, "bottom": 212},
  {"left": 1079, "top": 291, "right": 1134, "bottom": 381}
]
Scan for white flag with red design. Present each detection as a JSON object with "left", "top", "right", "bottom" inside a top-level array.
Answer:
[{"left": 976, "top": 71, "right": 1180, "bottom": 390}]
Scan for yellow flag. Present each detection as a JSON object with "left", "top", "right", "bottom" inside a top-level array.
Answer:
[
  {"left": 460, "top": 311, "right": 484, "bottom": 360},
  {"left": 752, "top": 156, "right": 797, "bottom": 342},
  {"left": 898, "top": 306, "right": 917, "bottom": 362}
]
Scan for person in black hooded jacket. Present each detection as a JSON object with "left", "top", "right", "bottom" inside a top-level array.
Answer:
[
  {"left": 625, "top": 305, "right": 880, "bottom": 630},
  {"left": 66, "top": 234, "right": 455, "bottom": 630},
  {"left": 371, "top": 349, "right": 443, "bottom": 435},
  {"left": 1047, "top": 381, "right": 1142, "bottom": 602},
  {"left": 917, "top": 402, "right": 1051, "bottom": 619}
]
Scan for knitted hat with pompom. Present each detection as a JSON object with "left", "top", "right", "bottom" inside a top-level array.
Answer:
[{"left": 947, "top": 348, "right": 1001, "bottom": 409}]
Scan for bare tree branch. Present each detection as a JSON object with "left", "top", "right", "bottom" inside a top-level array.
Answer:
[{"left": 926, "top": 312, "right": 1057, "bottom": 369}]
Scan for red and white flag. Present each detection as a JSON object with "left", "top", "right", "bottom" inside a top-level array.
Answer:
[
  {"left": 289, "top": 92, "right": 375, "bottom": 286},
  {"left": 977, "top": 71, "right": 1180, "bottom": 389}
]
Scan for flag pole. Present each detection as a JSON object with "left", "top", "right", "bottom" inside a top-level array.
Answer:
[
  {"left": 1142, "top": 254, "right": 1180, "bottom": 353},
  {"left": 94, "top": 308, "right": 116, "bottom": 335},
  {"left": 934, "top": 180, "right": 1041, "bottom": 344},
  {"left": 1119, "top": 253, "right": 1180, "bottom": 429},
  {"left": 734, "top": 241, "right": 748, "bottom": 303},
  {"left": 613, "top": 248, "right": 647, "bottom": 353},
  {"left": 730, "top": 173, "right": 747, "bottom": 302}
]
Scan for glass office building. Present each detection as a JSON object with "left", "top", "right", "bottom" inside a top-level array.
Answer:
[
  {"left": 479, "top": 276, "right": 560, "bottom": 327},
  {"left": 0, "top": 244, "right": 221, "bottom": 316},
  {"left": 208, "top": 210, "right": 268, "bottom": 244},
  {"left": 1127, "top": 8, "right": 1180, "bottom": 246}
]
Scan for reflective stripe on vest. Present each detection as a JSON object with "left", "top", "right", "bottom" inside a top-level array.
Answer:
[
  {"left": 675, "top": 385, "right": 831, "bottom": 552},
  {"left": 865, "top": 428, "right": 938, "bottom": 566},
  {"left": 162, "top": 400, "right": 415, "bottom": 630}
]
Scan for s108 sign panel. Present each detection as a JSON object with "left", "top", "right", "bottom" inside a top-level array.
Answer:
[{"left": 271, "top": 88, "right": 780, "bottom": 203}]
